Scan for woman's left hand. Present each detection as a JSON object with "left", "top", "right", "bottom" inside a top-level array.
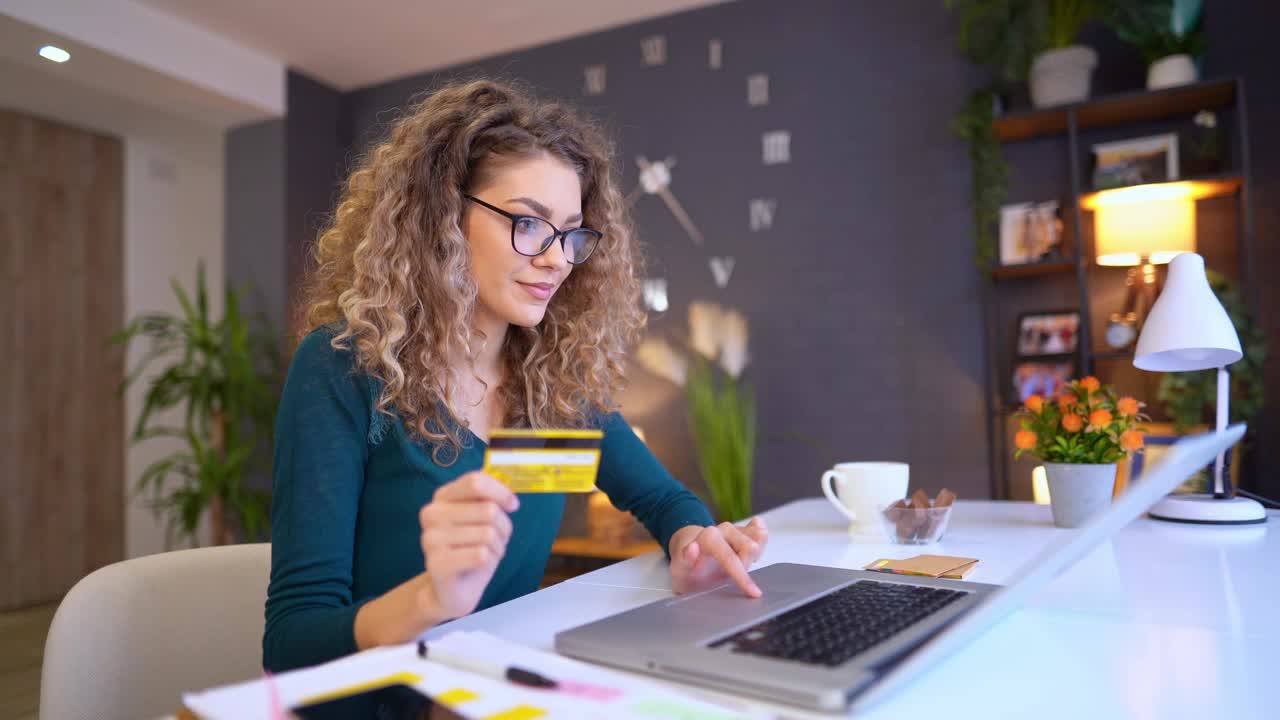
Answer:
[{"left": 668, "top": 517, "right": 769, "bottom": 598}]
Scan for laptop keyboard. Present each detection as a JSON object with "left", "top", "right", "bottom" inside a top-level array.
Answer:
[{"left": 708, "top": 580, "right": 966, "bottom": 667}]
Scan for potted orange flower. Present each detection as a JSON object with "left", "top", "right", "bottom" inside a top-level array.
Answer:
[{"left": 1014, "top": 376, "right": 1147, "bottom": 528}]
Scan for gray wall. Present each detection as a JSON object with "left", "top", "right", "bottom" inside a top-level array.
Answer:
[
  {"left": 1202, "top": 1, "right": 1280, "bottom": 498},
  {"left": 344, "top": 0, "right": 991, "bottom": 511},
  {"left": 226, "top": 0, "right": 1280, "bottom": 508},
  {"left": 285, "top": 70, "right": 347, "bottom": 333},
  {"left": 225, "top": 118, "right": 286, "bottom": 336}
]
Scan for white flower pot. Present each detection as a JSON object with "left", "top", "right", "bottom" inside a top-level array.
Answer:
[
  {"left": 1029, "top": 46, "right": 1098, "bottom": 108},
  {"left": 1044, "top": 462, "right": 1116, "bottom": 528},
  {"left": 1147, "top": 54, "right": 1198, "bottom": 90}
]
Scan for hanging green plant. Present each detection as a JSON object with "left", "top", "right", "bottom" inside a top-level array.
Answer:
[{"left": 953, "top": 88, "right": 1008, "bottom": 271}]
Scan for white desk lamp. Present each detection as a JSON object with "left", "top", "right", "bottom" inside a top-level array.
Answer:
[{"left": 1133, "top": 252, "right": 1265, "bottom": 524}]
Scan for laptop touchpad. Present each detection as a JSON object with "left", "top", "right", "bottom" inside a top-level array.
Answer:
[{"left": 669, "top": 585, "right": 798, "bottom": 620}]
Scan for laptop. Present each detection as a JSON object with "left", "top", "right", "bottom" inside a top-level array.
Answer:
[{"left": 556, "top": 425, "right": 1249, "bottom": 712}]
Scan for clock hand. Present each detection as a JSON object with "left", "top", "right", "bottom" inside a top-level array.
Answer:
[
  {"left": 657, "top": 186, "right": 705, "bottom": 247},
  {"left": 635, "top": 155, "right": 703, "bottom": 247}
]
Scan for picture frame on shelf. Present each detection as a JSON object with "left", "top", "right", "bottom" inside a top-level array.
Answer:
[
  {"left": 1016, "top": 310, "right": 1080, "bottom": 357},
  {"left": 999, "top": 200, "right": 1063, "bottom": 266},
  {"left": 1011, "top": 359, "right": 1074, "bottom": 405},
  {"left": 1121, "top": 422, "right": 1242, "bottom": 495},
  {"left": 1091, "top": 133, "right": 1179, "bottom": 190}
]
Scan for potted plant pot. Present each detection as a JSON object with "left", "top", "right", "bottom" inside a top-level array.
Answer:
[
  {"left": 1044, "top": 462, "right": 1117, "bottom": 528},
  {"left": 1147, "top": 54, "right": 1198, "bottom": 90},
  {"left": 1029, "top": 46, "right": 1098, "bottom": 108}
]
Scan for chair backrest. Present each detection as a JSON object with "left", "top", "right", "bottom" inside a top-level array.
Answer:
[{"left": 40, "top": 543, "right": 270, "bottom": 720}]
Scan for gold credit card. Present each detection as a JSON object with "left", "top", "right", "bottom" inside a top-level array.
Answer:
[{"left": 483, "top": 429, "right": 603, "bottom": 493}]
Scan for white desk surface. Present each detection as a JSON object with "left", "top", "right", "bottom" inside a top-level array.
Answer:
[{"left": 424, "top": 498, "right": 1278, "bottom": 719}]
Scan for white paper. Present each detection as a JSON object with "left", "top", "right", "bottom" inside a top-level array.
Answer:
[{"left": 182, "top": 632, "right": 773, "bottom": 719}]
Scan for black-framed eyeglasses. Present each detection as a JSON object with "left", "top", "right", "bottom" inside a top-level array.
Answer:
[{"left": 465, "top": 195, "right": 602, "bottom": 265}]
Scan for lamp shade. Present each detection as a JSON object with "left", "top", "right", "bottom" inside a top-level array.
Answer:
[
  {"left": 1090, "top": 183, "right": 1196, "bottom": 266},
  {"left": 1133, "top": 253, "right": 1241, "bottom": 371}
]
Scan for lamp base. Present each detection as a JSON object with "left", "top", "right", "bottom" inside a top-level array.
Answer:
[{"left": 1147, "top": 494, "right": 1267, "bottom": 525}]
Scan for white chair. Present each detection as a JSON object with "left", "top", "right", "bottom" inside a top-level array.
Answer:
[{"left": 40, "top": 543, "right": 270, "bottom": 720}]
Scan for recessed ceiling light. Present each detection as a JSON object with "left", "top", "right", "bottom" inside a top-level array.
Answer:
[{"left": 39, "top": 45, "right": 70, "bottom": 63}]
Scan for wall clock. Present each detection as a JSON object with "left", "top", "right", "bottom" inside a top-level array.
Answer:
[{"left": 578, "top": 33, "right": 790, "bottom": 314}]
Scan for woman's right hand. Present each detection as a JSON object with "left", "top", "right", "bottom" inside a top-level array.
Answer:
[{"left": 418, "top": 471, "right": 519, "bottom": 620}]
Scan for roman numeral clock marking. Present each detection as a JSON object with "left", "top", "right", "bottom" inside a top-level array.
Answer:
[
  {"left": 709, "top": 257, "right": 736, "bottom": 288},
  {"left": 583, "top": 65, "right": 606, "bottom": 95},
  {"left": 750, "top": 198, "right": 777, "bottom": 231},
  {"left": 642, "top": 278, "right": 669, "bottom": 312},
  {"left": 641, "top": 35, "right": 667, "bottom": 66},
  {"left": 621, "top": 41, "right": 789, "bottom": 299},
  {"left": 762, "top": 130, "right": 791, "bottom": 165},
  {"left": 747, "top": 74, "right": 769, "bottom": 106}
]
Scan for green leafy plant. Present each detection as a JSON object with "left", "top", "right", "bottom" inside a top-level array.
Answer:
[
  {"left": 1014, "top": 376, "right": 1148, "bottom": 464},
  {"left": 945, "top": 1, "right": 1102, "bottom": 271},
  {"left": 635, "top": 301, "right": 755, "bottom": 521},
  {"left": 947, "top": 0, "right": 1101, "bottom": 85},
  {"left": 113, "top": 262, "right": 281, "bottom": 545},
  {"left": 1158, "top": 271, "right": 1266, "bottom": 432},
  {"left": 954, "top": 88, "right": 1008, "bottom": 270},
  {"left": 1104, "top": 0, "right": 1204, "bottom": 63},
  {"left": 685, "top": 353, "right": 756, "bottom": 523}
]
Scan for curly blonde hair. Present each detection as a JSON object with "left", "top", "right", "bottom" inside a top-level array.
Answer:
[{"left": 302, "top": 79, "right": 645, "bottom": 464}]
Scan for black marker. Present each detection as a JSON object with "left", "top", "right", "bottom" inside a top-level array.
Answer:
[{"left": 418, "top": 639, "right": 558, "bottom": 689}]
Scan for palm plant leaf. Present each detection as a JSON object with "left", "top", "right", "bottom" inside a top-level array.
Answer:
[{"left": 117, "top": 266, "right": 282, "bottom": 545}]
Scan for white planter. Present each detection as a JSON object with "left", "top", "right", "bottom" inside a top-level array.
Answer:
[
  {"left": 1148, "top": 54, "right": 1198, "bottom": 90},
  {"left": 1044, "top": 462, "right": 1116, "bottom": 528},
  {"left": 1030, "top": 46, "right": 1098, "bottom": 108}
]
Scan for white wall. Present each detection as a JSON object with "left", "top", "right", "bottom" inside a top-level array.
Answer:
[
  {"left": 3, "top": 1, "right": 281, "bottom": 561},
  {"left": 122, "top": 131, "right": 224, "bottom": 558},
  {"left": 0, "top": 0, "right": 283, "bottom": 125}
]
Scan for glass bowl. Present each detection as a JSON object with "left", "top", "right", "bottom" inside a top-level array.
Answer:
[{"left": 878, "top": 502, "right": 954, "bottom": 545}]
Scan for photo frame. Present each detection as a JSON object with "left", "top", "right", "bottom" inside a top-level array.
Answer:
[
  {"left": 999, "top": 200, "right": 1062, "bottom": 266},
  {"left": 1011, "top": 359, "right": 1073, "bottom": 404},
  {"left": 1016, "top": 310, "right": 1080, "bottom": 357},
  {"left": 1091, "top": 133, "right": 1179, "bottom": 190},
  {"left": 1124, "top": 422, "right": 1242, "bottom": 495}
]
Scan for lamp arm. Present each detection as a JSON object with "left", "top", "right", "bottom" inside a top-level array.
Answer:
[{"left": 1213, "top": 366, "right": 1229, "bottom": 498}]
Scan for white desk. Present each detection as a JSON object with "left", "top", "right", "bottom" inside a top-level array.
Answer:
[{"left": 424, "top": 498, "right": 1278, "bottom": 719}]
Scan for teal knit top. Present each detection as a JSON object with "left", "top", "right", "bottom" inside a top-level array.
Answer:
[{"left": 263, "top": 326, "right": 713, "bottom": 672}]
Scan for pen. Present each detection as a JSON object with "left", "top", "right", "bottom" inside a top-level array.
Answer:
[{"left": 417, "top": 639, "right": 559, "bottom": 689}]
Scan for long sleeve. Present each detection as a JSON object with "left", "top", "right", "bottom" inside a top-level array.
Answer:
[
  {"left": 594, "top": 412, "right": 714, "bottom": 558},
  {"left": 262, "top": 328, "right": 372, "bottom": 672}
]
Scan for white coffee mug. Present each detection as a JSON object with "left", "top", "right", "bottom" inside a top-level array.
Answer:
[{"left": 821, "top": 462, "right": 910, "bottom": 534}]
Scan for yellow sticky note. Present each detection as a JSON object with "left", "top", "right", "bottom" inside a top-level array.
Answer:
[
  {"left": 483, "top": 705, "right": 548, "bottom": 720},
  {"left": 437, "top": 688, "right": 479, "bottom": 707}
]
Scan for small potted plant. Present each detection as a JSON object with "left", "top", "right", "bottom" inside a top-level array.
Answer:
[
  {"left": 1105, "top": 0, "right": 1204, "bottom": 90},
  {"left": 948, "top": 0, "right": 1102, "bottom": 108},
  {"left": 1014, "top": 377, "right": 1147, "bottom": 527}
]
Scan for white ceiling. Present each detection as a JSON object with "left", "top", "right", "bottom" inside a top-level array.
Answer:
[
  {"left": 0, "top": 10, "right": 269, "bottom": 138},
  {"left": 136, "top": 0, "right": 733, "bottom": 91}
]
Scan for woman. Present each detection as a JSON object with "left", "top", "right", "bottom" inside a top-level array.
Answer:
[{"left": 264, "top": 79, "right": 770, "bottom": 672}]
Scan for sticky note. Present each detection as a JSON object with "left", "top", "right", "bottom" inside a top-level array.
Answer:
[
  {"left": 482, "top": 705, "right": 548, "bottom": 720},
  {"left": 864, "top": 555, "right": 979, "bottom": 579},
  {"left": 437, "top": 688, "right": 479, "bottom": 707}
]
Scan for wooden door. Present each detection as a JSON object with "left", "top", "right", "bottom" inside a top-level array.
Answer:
[{"left": 0, "top": 109, "right": 124, "bottom": 610}]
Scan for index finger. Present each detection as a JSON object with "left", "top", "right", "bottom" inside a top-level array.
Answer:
[
  {"left": 700, "top": 528, "right": 762, "bottom": 598},
  {"left": 437, "top": 471, "right": 519, "bottom": 511}
]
